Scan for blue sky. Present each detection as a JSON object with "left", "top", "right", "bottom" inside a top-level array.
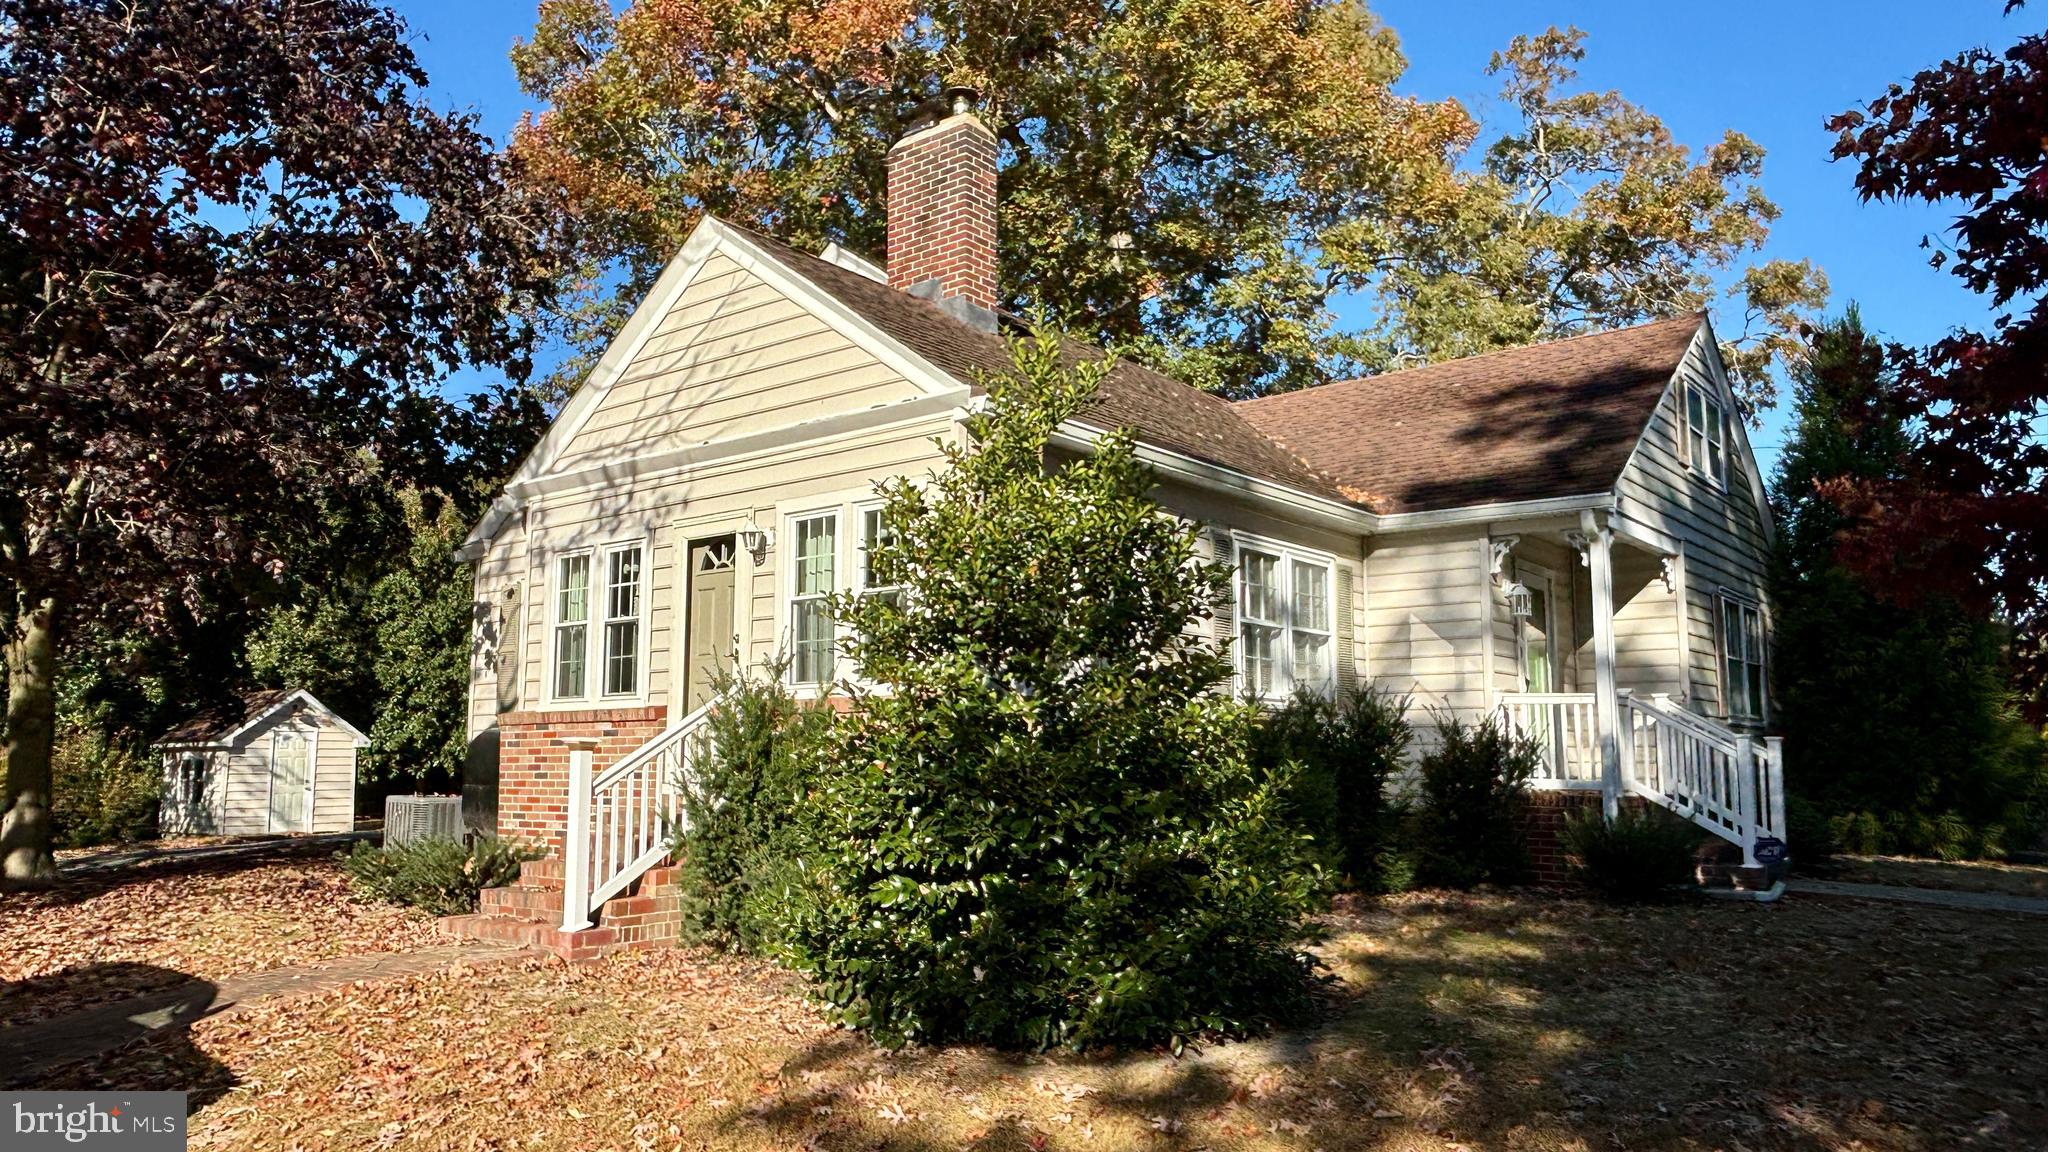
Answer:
[{"left": 396, "top": 1, "right": 2025, "bottom": 475}]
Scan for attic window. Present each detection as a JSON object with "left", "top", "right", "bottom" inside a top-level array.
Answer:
[{"left": 1685, "top": 384, "right": 1727, "bottom": 488}]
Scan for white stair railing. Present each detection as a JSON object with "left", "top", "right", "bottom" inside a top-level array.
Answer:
[
  {"left": 1620, "top": 693, "right": 1785, "bottom": 866},
  {"left": 561, "top": 697, "right": 719, "bottom": 931}
]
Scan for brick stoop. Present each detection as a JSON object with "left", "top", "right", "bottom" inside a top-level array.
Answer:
[{"left": 441, "top": 857, "right": 684, "bottom": 962}]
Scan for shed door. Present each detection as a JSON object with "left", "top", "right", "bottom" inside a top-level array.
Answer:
[
  {"left": 685, "top": 537, "right": 737, "bottom": 712},
  {"left": 268, "top": 730, "right": 311, "bottom": 832}
]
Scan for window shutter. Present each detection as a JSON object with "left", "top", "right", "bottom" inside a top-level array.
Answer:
[
  {"left": 1335, "top": 564, "right": 1356, "bottom": 694},
  {"left": 1208, "top": 528, "right": 1236, "bottom": 668}
]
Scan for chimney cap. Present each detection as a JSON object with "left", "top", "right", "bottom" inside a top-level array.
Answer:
[{"left": 943, "top": 85, "right": 979, "bottom": 116}]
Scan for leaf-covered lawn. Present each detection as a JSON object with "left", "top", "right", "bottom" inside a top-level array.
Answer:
[
  {"left": 38, "top": 890, "right": 2048, "bottom": 1151},
  {"left": 1817, "top": 854, "right": 2048, "bottom": 899},
  {"left": 0, "top": 844, "right": 440, "bottom": 1027}
]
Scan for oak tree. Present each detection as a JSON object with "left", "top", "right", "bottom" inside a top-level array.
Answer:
[{"left": 0, "top": 0, "right": 558, "bottom": 884}]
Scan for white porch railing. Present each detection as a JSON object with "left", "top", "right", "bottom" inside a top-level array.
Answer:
[
  {"left": 1499, "top": 693, "right": 1604, "bottom": 787},
  {"left": 1498, "top": 691, "right": 1786, "bottom": 866},
  {"left": 561, "top": 696, "right": 719, "bottom": 931}
]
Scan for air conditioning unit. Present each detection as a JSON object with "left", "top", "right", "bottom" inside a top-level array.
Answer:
[{"left": 384, "top": 794, "right": 464, "bottom": 849}]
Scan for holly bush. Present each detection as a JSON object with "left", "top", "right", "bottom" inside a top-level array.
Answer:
[{"left": 771, "top": 331, "right": 1324, "bottom": 1051}]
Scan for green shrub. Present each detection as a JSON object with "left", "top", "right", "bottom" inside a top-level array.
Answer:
[
  {"left": 670, "top": 662, "right": 834, "bottom": 951},
  {"left": 1561, "top": 806, "right": 1701, "bottom": 902},
  {"left": 770, "top": 330, "right": 1324, "bottom": 1051},
  {"left": 1410, "top": 711, "right": 1539, "bottom": 888},
  {"left": 51, "top": 727, "right": 160, "bottom": 848},
  {"left": 1254, "top": 686, "right": 1412, "bottom": 890},
  {"left": 341, "top": 835, "right": 540, "bottom": 916}
]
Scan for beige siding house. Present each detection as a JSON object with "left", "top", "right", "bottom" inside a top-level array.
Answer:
[
  {"left": 156, "top": 689, "right": 366, "bottom": 836},
  {"left": 455, "top": 99, "right": 1785, "bottom": 948}
]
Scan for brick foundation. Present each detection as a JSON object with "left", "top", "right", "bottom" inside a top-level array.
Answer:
[
  {"left": 496, "top": 705, "right": 668, "bottom": 857},
  {"left": 1520, "top": 790, "right": 1652, "bottom": 887}
]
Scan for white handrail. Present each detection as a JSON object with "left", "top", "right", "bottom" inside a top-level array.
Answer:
[
  {"left": 561, "top": 699, "right": 720, "bottom": 931},
  {"left": 1621, "top": 694, "right": 1785, "bottom": 866}
]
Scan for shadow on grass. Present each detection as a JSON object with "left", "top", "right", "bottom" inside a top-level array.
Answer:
[
  {"left": 707, "top": 890, "right": 2048, "bottom": 1150},
  {"left": 0, "top": 963, "right": 239, "bottom": 1112}
]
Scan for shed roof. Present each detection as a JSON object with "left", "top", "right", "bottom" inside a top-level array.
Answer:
[{"left": 156, "top": 688, "right": 368, "bottom": 749}]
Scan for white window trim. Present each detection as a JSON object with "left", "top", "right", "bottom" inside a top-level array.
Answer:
[
  {"left": 782, "top": 505, "right": 843, "bottom": 692},
  {"left": 1683, "top": 382, "right": 1729, "bottom": 490},
  {"left": 1230, "top": 531, "right": 1339, "bottom": 702},
  {"left": 1717, "top": 590, "right": 1766, "bottom": 723},
  {"left": 544, "top": 538, "right": 651, "bottom": 708},
  {"left": 853, "top": 500, "right": 903, "bottom": 602},
  {"left": 598, "top": 540, "right": 651, "bottom": 700}
]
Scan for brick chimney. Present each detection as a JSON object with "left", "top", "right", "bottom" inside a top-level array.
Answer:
[{"left": 886, "top": 87, "right": 998, "bottom": 314}]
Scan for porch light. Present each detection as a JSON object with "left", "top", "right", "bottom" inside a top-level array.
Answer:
[
  {"left": 1502, "top": 581, "right": 1534, "bottom": 620},
  {"left": 738, "top": 519, "right": 774, "bottom": 558}
]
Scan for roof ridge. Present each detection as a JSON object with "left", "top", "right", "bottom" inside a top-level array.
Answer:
[{"left": 1238, "top": 310, "right": 1707, "bottom": 409}]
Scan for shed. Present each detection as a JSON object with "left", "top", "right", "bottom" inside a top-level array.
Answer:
[{"left": 155, "top": 689, "right": 368, "bottom": 836}]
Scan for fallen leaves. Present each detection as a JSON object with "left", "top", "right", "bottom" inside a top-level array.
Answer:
[{"left": 0, "top": 846, "right": 440, "bottom": 1027}]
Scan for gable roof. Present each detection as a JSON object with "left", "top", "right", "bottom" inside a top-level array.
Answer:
[
  {"left": 1234, "top": 314, "right": 1707, "bottom": 515},
  {"left": 156, "top": 688, "right": 369, "bottom": 749},
  {"left": 736, "top": 226, "right": 1352, "bottom": 503}
]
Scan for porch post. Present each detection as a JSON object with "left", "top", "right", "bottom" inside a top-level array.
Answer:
[
  {"left": 560, "top": 736, "right": 599, "bottom": 932},
  {"left": 1582, "top": 510, "right": 1622, "bottom": 819}
]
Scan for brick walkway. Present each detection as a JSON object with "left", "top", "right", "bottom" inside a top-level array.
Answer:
[
  {"left": 1790, "top": 877, "right": 2048, "bottom": 916},
  {"left": 0, "top": 942, "right": 530, "bottom": 1088}
]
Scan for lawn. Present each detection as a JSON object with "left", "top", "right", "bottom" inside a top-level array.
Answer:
[
  {"left": 32, "top": 890, "right": 2048, "bottom": 1151},
  {"left": 1814, "top": 853, "right": 2048, "bottom": 899},
  {"left": 0, "top": 842, "right": 441, "bottom": 1027}
]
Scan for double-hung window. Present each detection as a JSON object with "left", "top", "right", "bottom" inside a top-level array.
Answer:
[
  {"left": 1686, "top": 384, "right": 1727, "bottom": 487},
  {"left": 1236, "top": 540, "right": 1335, "bottom": 700},
  {"left": 790, "top": 512, "right": 837, "bottom": 686},
  {"left": 553, "top": 553, "right": 591, "bottom": 699},
  {"left": 602, "top": 544, "right": 643, "bottom": 696},
  {"left": 855, "top": 506, "right": 902, "bottom": 605},
  {"left": 1720, "top": 594, "right": 1765, "bottom": 721}
]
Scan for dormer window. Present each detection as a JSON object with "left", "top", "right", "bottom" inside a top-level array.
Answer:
[{"left": 1685, "top": 384, "right": 1727, "bottom": 488}]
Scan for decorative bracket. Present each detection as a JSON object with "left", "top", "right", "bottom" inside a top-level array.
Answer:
[
  {"left": 1659, "top": 555, "right": 1678, "bottom": 595},
  {"left": 1565, "top": 531, "right": 1590, "bottom": 568},
  {"left": 1488, "top": 535, "right": 1520, "bottom": 583}
]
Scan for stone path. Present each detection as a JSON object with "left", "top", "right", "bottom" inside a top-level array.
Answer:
[
  {"left": 1790, "top": 877, "right": 2048, "bottom": 916},
  {"left": 0, "top": 942, "right": 530, "bottom": 1088}
]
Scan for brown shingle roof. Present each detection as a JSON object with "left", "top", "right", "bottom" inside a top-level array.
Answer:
[
  {"left": 1235, "top": 314, "right": 1705, "bottom": 514},
  {"left": 157, "top": 688, "right": 296, "bottom": 746},
  {"left": 738, "top": 226, "right": 1350, "bottom": 503}
]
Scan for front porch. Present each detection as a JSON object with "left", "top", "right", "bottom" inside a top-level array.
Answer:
[{"left": 1484, "top": 513, "right": 1784, "bottom": 865}]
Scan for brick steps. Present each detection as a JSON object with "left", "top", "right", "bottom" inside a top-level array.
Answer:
[{"left": 442, "top": 858, "right": 683, "bottom": 962}]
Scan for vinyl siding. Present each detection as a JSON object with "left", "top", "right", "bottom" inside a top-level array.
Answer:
[
  {"left": 312, "top": 734, "right": 356, "bottom": 832},
  {"left": 511, "top": 414, "right": 958, "bottom": 712},
  {"left": 1612, "top": 332, "right": 1774, "bottom": 724},
  {"left": 555, "top": 254, "right": 926, "bottom": 468},
  {"left": 1363, "top": 529, "right": 1490, "bottom": 718}
]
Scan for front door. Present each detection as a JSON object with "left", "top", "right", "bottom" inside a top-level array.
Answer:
[
  {"left": 1518, "top": 568, "right": 1557, "bottom": 692},
  {"left": 268, "top": 730, "right": 310, "bottom": 832},
  {"left": 684, "top": 536, "right": 738, "bottom": 711}
]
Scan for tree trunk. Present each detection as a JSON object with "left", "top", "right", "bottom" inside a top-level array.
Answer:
[{"left": 2, "top": 596, "right": 60, "bottom": 887}]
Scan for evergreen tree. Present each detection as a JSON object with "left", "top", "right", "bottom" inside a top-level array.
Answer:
[{"left": 1770, "top": 310, "right": 2046, "bottom": 858}]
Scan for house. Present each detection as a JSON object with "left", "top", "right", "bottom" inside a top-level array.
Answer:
[
  {"left": 155, "top": 688, "right": 366, "bottom": 836},
  {"left": 450, "top": 94, "right": 1782, "bottom": 956}
]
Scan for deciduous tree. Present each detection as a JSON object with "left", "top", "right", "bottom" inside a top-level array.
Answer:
[
  {"left": 0, "top": 0, "right": 558, "bottom": 885},
  {"left": 1368, "top": 27, "right": 1826, "bottom": 413},
  {"left": 1825, "top": 2, "right": 2048, "bottom": 719}
]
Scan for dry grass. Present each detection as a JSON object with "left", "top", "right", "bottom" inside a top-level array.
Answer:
[
  {"left": 37, "top": 889, "right": 2048, "bottom": 1151},
  {"left": 1816, "top": 854, "right": 2048, "bottom": 899},
  {"left": 0, "top": 842, "right": 440, "bottom": 1026}
]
